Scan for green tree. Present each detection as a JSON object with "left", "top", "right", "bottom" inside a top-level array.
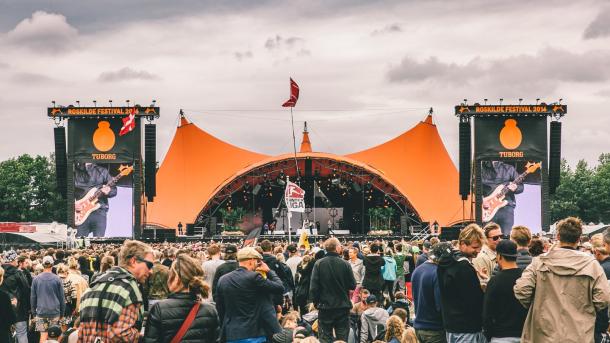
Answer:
[{"left": 0, "top": 154, "right": 66, "bottom": 222}]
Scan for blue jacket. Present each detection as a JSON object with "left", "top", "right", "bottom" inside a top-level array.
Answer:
[
  {"left": 31, "top": 271, "right": 65, "bottom": 318},
  {"left": 411, "top": 261, "right": 443, "bottom": 330},
  {"left": 216, "top": 267, "right": 284, "bottom": 341},
  {"left": 382, "top": 256, "right": 397, "bottom": 281}
]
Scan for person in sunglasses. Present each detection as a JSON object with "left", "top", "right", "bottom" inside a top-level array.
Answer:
[
  {"left": 473, "top": 223, "right": 503, "bottom": 285},
  {"left": 78, "top": 240, "right": 154, "bottom": 342}
]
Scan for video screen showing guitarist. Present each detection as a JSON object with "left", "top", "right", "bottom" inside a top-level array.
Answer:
[
  {"left": 74, "top": 162, "right": 117, "bottom": 237},
  {"left": 481, "top": 161, "right": 523, "bottom": 236}
]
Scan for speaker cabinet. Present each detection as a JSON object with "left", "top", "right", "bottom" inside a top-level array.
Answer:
[
  {"left": 53, "top": 127, "right": 67, "bottom": 198},
  {"left": 549, "top": 121, "right": 561, "bottom": 194},
  {"left": 459, "top": 120, "right": 471, "bottom": 200},
  {"left": 144, "top": 124, "right": 156, "bottom": 201}
]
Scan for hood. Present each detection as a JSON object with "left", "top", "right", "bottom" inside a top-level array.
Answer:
[
  {"left": 383, "top": 256, "right": 396, "bottom": 264},
  {"left": 91, "top": 266, "right": 135, "bottom": 287},
  {"left": 539, "top": 247, "right": 598, "bottom": 276},
  {"left": 363, "top": 307, "right": 389, "bottom": 323},
  {"left": 1, "top": 264, "right": 19, "bottom": 277},
  {"left": 350, "top": 258, "right": 363, "bottom": 266},
  {"left": 438, "top": 250, "right": 467, "bottom": 268}
]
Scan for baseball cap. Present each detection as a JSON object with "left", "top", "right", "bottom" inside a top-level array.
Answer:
[
  {"left": 2, "top": 250, "right": 18, "bottom": 263},
  {"left": 47, "top": 325, "right": 62, "bottom": 338},
  {"left": 430, "top": 242, "right": 454, "bottom": 261},
  {"left": 423, "top": 241, "right": 432, "bottom": 250},
  {"left": 365, "top": 295, "right": 378, "bottom": 304},
  {"left": 42, "top": 255, "right": 54, "bottom": 266},
  {"left": 496, "top": 240, "right": 518, "bottom": 258},
  {"left": 237, "top": 247, "right": 263, "bottom": 261},
  {"left": 225, "top": 244, "right": 238, "bottom": 254}
]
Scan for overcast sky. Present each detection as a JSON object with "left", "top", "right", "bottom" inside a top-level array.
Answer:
[{"left": 1, "top": 0, "right": 609, "bottom": 168}]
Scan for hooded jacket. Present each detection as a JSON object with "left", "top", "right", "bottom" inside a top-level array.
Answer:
[
  {"left": 362, "top": 255, "right": 385, "bottom": 291},
  {"left": 514, "top": 247, "right": 610, "bottom": 343},
  {"left": 0, "top": 264, "right": 30, "bottom": 321},
  {"left": 359, "top": 306, "right": 389, "bottom": 343},
  {"left": 437, "top": 250, "right": 483, "bottom": 333},
  {"left": 381, "top": 256, "right": 397, "bottom": 281}
]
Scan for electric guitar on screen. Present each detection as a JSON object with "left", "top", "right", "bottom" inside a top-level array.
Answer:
[
  {"left": 482, "top": 162, "right": 541, "bottom": 222},
  {"left": 75, "top": 165, "right": 133, "bottom": 226}
]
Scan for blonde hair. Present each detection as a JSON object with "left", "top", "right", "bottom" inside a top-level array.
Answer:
[
  {"left": 170, "top": 254, "right": 210, "bottom": 299},
  {"left": 384, "top": 315, "right": 405, "bottom": 341},
  {"left": 401, "top": 326, "right": 418, "bottom": 343},
  {"left": 0, "top": 266, "right": 4, "bottom": 285},
  {"left": 119, "top": 240, "right": 154, "bottom": 268},
  {"left": 56, "top": 263, "right": 69, "bottom": 275},
  {"left": 591, "top": 233, "right": 607, "bottom": 255},
  {"left": 276, "top": 253, "right": 286, "bottom": 263},
  {"left": 67, "top": 257, "right": 79, "bottom": 270},
  {"left": 459, "top": 224, "right": 485, "bottom": 246},
  {"left": 511, "top": 226, "right": 532, "bottom": 247},
  {"left": 100, "top": 256, "right": 115, "bottom": 273}
]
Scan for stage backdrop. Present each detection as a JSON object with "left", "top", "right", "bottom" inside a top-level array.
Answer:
[
  {"left": 68, "top": 117, "right": 141, "bottom": 238},
  {"left": 474, "top": 116, "right": 548, "bottom": 233}
]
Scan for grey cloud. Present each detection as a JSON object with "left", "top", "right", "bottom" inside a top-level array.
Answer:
[
  {"left": 234, "top": 51, "right": 253, "bottom": 61},
  {"left": 98, "top": 67, "right": 160, "bottom": 82},
  {"left": 0, "top": 62, "right": 8, "bottom": 69},
  {"left": 371, "top": 23, "right": 402, "bottom": 36},
  {"left": 297, "top": 49, "right": 311, "bottom": 57},
  {"left": 264, "top": 35, "right": 304, "bottom": 50},
  {"left": 5, "top": 11, "right": 78, "bottom": 54},
  {"left": 583, "top": 7, "right": 610, "bottom": 39},
  {"left": 10, "top": 72, "right": 54, "bottom": 84},
  {"left": 388, "top": 48, "right": 610, "bottom": 85}
]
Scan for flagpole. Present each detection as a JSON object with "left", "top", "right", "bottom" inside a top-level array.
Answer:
[
  {"left": 287, "top": 176, "right": 292, "bottom": 244},
  {"left": 290, "top": 107, "right": 301, "bottom": 183}
]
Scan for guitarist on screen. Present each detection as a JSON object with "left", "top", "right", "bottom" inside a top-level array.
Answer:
[
  {"left": 481, "top": 161, "right": 523, "bottom": 236},
  {"left": 74, "top": 162, "right": 117, "bottom": 237}
]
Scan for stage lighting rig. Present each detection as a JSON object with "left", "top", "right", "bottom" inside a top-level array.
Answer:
[{"left": 93, "top": 100, "right": 97, "bottom": 107}]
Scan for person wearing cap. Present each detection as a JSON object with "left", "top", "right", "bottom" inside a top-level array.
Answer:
[
  {"left": 31, "top": 255, "right": 65, "bottom": 343},
  {"left": 415, "top": 242, "right": 432, "bottom": 269},
  {"left": 46, "top": 325, "right": 62, "bottom": 343},
  {"left": 359, "top": 295, "right": 389, "bottom": 343},
  {"left": 211, "top": 244, "right": 239, "bottom": 303},
  {"left": 216, "top": 246, "right": 284, "bottom": 342},
  {"left": 411, "top": 242, "right": 449, "bottom": 343},
  {"left": 515, "top": 217, "right": 610, "bottom": 343},
  {"left": 482, "top": 240, "right": 528, "bottom": 343},
  {"left": 0, "top": 250, "right": 30, "bottom": 343}
]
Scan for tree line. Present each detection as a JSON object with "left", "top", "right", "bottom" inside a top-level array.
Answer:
[{"left": 0, "top": 153, "right": 608, "bottom": 225}]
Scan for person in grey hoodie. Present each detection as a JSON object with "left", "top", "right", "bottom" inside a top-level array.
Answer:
[
  {"left": 31, "top": 256, "right": 65, "bottom": 343},
  {"left": 360, "top": 295, "right": 389, "bottom": 343},
  {"left": 348, "top": 247, "right": 365, "bottom": 302}
]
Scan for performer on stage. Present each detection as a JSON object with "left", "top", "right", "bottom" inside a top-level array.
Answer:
[
  {"left": 74, "top": 162, "right": 117, "bottom": 237},
  {"left": 481, "top": 161, "right": 523, "bottom": 236}
]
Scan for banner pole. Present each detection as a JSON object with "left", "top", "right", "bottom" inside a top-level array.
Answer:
[{"left": 290, "top": 107, "right": 301, "bottom": 183}]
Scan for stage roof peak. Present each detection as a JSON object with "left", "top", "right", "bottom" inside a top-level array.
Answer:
[
  {"left": 299, "top": 121, "right": 312, "bottom": 153},
  {"left": 423, "top": 114, "right": 434, "bottom": 125},
  {"left": 179, "top": 114, "right": 190, "bottom": 127}
]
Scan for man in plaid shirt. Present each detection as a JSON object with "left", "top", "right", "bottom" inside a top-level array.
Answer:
[{"left": 78, "top": 240, "right": 154, "bottom": 342}]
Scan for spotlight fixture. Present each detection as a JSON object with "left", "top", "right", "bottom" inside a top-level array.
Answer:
[
  {"left": 499, "top": 98, "right": 503, "bottom": 104},
  {"left": 152, "top": 99, "right": 156, "bottom": 106},
  {"left": 76, "top": 100, "right": 80, "bottom": 107},
  {"left": 93, "top": 100, "right": 97, "bottom": 107},
  {"left": 51, "top": 100, "right": 56, "bottom": 107},
  {"left": 331, "top": 177, "right": 341, "bottom": 185},
  {"left": 484, "top": 99, "right": 488, "bottom": 104},
  {"left": 126, "top": 100, "right": 130, "bottom": 107},
  {"left": 536, "top": 98, "right": 540, "bottom": 105},
  {"left": 109, "top": 99, "right": 113, "bottom": 106},
  {"left": 559, "top": 98, "right": 563, "bottom": 104},
  {"left": 518, "top": 98, "right": 523, "bottom": 104}
]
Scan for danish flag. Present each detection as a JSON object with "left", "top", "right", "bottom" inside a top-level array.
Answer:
[{"left": 119, "top": 108, "right": 137, "bottom": 136}]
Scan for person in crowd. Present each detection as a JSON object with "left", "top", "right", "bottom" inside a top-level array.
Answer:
[
  {"left": 587, "top": 233, "right": 610, "bottom": 343},
  {"left": 17, "top": 255, "right": 33, "bottom": 288},
  {"left": 348, "top": 247, "right": 365, "bottom": 303},
  {"left": 147, "top": 250, "right": 170, "bottom": 308},
  {"left": 261, "top": 240, "right": 293, "bottom": 310},
  {"left": 90, "top": 255, "right": 114, "bottom": 284},
  {"left": 411, "top": 242, "right": 449, "bottom": 343},
  {"left": 56, "top": 264, "right": 76, "bottom": 323},
  {"left": 286, "top": 244, "right": 303, "bottom": 279},
  {"left": 482, "top": 240, "right": 528, "bottom": 343},
  {"left": 381, "top": 249, "right": 397, "bottom": 304},
  {"left": 0, "top": 250, "right": 30, "bottom": 343},
  {"left": 53, "top": 250, "right": 66, "bottom": 268},
  {"left": 415, "top": 241, "right": 431, "bottom": 269},
  {"left": 272, "top": 311, "right": 301, "bottom": 343},
  {"left": 359, "top": 295, "right": 389, "bottom": 343},
  {"left": 509, "top": 226, "right": 533, "bottom": 270},
  {"left": 78, "top": 240, "right": 154, "bottom": 342},
  {"left": 45, "top": 325, "right": 62, "bottom": 343},
  {"left": 294, "top": 255, "right": 314, "bottom": 316},
  {"left": 212, "top": 244, "right": 239, "bottom": 303},
  {"left": 31, "top": 255, "right": 65, "bottom": 343},
  {"left": 216, "top": 247, "right": 284, "bottom": 342},
  {"left": 390, "top": 307, "right": 408, "bottom": 324},
  {"left": 0, "top": 266, "right": 17, "bottom": 343},
  {"left": 384, "top": 315, "right": 404, "bottom": 343},
  {"left": 515, "top": 217, "right": 610, "bottom": 343},
  {"left": 144, "top": 253, "right": 219, "bottom": 343},
  {"left": 77, "top": 254, "right": 94, "bottom": 283},
  {"left": 473, "top": 222, "right": 502, "bottom": 284},
  {"left": 386, "top": 291, "right": 410, "bottom": 325},
  {"left": 202, "top": 243, "right": 225, "bottom": 300},
  {"left": 528, "top": 238, "right": 544, "bottom": 257},
  {"left": 162, "top": 248, "right": 175, "bottom": 268},
  {"left": 362, "top": 243, "right": 385, "bottom": 301},
  {"left": 66, "top": 257, "right": 88, "bottom": 315},
  {"left": 309, "top": 238, "right": 356, "bottom": 343},
  {"left": 437, "top": 224, "right": 486, "bottom": 343},
  {"left": 393, "top": 243, "right": 406, "bottom": 293}
]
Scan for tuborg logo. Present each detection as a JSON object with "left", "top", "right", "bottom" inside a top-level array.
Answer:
[
  {"left": 92, "top": 121, "right": 116, "bottom": 152},
  {"left": 499, "top": 119, "right": 522, "bottom": 150}
]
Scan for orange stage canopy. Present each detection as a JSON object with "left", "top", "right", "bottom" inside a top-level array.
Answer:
[{"left": 146, "top": 115, "right": 470, "bottom": 229}]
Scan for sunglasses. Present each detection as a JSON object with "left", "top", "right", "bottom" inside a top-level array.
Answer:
[
  {"left": 136, "top": 256, "right": 154, "bottom": 270},
  {"left": 489, "top": 235, "right": 503, "bottom": 241}
]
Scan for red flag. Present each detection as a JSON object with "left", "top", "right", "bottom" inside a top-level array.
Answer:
[
  {"left": 119, "top": 108, "right": 137, "bottom": 136},
  {"left": 282, "top": 78, "right": 300, "bottom": 107}
]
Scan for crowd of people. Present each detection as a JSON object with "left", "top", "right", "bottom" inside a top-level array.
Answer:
[{"left": 0, "top": 216, "right": 607, "bottom": 343}]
